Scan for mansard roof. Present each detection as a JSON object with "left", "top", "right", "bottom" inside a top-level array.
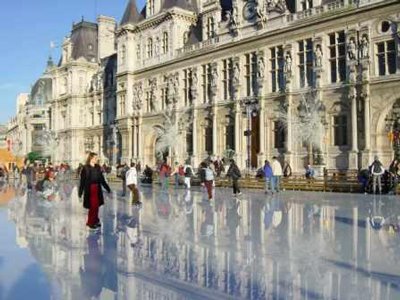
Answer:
[
  {"left": 121, "top": 0, "right": 144, "bottom": 25},
  {"left": 70, "top": 21, "right": 98, "bottom": 62}
]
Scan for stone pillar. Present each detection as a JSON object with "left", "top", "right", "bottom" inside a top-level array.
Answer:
[
  {"left": 212, "top": 107, "right": 218, "bottom": 156},
  {"left": 234, "top": 105, "right": 243, "bottom": 169},
  {"left": 138, "top": 117, "right": 144, "bottom": 162},
  {"left": 283, "top": 45, "right": 294, "bottom": 166},
  {"left": 192, "top": 110, "right": 198, "bottom": 166},
  {"left": 348, "top": 50, "right": 358, "bottom": 169}
]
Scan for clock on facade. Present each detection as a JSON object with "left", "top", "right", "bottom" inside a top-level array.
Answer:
[{"left": 243, "top": 1, "right": 257, "bottom": 21}]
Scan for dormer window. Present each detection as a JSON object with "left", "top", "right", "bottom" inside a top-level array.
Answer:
[
  {"left": 148, "top": 0, "right": 155, "bottom": 16},
  {"left": 162, "top": 32, "right": 169, "bottom": 54}
]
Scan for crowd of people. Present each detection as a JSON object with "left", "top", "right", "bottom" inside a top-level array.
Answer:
[{"left": 5, "top": 151, "right": 400, "bottom": 232}]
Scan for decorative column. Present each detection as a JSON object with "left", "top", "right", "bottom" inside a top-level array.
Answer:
[
  {"left": 192, "top": 110, "right": 198, "bottom": 166},
  {"left": 347, "top": 30, "right": 359, "bottom": 169},
  {"left": 283, "top": 45, "right": 293, "bottom": 165},
  {"left": 359, "top": 28, "right": 371, "bottom": 167},
  {"left": 210, "top": 62, "right": 219, "bottom": 157},
  {"left": 234, "top": 104, "right": 243, "bottom": 169},
  {"left": 190, "top": 67, "right": 199, "bottom": 166},
  {"left": 256, "top": 50, "right": 266, "bottom": 166}
]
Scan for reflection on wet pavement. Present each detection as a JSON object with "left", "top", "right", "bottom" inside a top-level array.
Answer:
[{"left": 2, "top": 182, "right": 400, "bottom": 299}]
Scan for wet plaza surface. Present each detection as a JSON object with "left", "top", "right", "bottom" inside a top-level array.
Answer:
[{"left": 1, "top": 181, "right": 400, "bottom": 300}]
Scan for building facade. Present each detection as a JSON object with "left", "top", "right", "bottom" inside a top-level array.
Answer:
[
  {"left": 8, "top": 0, "right": 400, "bottom": 171},
  {"left": 115, "top": 0, "right": 400, "bottom": 172}
]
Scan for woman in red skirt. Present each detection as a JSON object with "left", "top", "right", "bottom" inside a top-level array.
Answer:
[{"left": 78, "top": 152, "right": 111, "bottom": 229}]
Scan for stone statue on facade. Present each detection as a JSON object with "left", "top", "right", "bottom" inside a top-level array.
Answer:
[
  {"left": 256, "top": 0, "right": 267, "bottom": 25},
  {"left": 284, "top": 51, "right": 292, "bottom": 74},
  {"left": 315, "top": 45, "right": 323, "bottom": 68},
  {"left": 133, "top": 84, "right": 143, "bottom": 111},
  {"left": 233, "top": 62, "right": 240, "bottom": 85},
  {"left": 211, "top": 66, "right": 219, "bottom": 89},
  {"left": 347, "top": 38, "right": 357, "bottom": 61},
  {"left": 257, "top": 56, "right": 265, "bottom": 78},
  {"left": 360, "top": 35, "right": 369, "bottom": 59}
]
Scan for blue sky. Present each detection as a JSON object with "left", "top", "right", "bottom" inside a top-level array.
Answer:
[{"left": 0, "top": 0, "right": 146, "bottom": 124}]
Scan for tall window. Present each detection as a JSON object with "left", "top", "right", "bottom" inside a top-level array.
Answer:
[
  {"left": 376, "top": 40, "right": 397, "bottom": 76},
  {"left": 226, "top": 123, "right": 235, "bottom": 151},
  {"left": 222, "top": 58, "right": 233, "bottom": 100},
  {"left": 333, "top": 115, "right": 347, "bottom": 146},
  {"left": 161, "top": 87, "right": 167, "bottom": 110},
  {"left": 329, "top": 31, "right": 346, "bottom": 83},
  {"left": 162, "top": 32, "right": 169, "bottom": 54},
  {"left": 202, "top": 64, "right": 211, "bottom": 103},
  {"left": 205, "top": 125, "right": 213, "bottom": 154},
  {"left": 274, "top": 121, "right": 285, "bottom": 149},
  {"left": 121, "top": 45, "right": 126, "bottom": 65},
  {"left": 298, "top": 39, "right": 314, "bottom": 88},
  {"left": 136, "top": 44, "right": 141, "bottom": 60},
  {"left": 206, "top": 17, "right": 215, "bottom": 39},
  {"left": 147, "top": 38, "right": 153, "bottom": 58},
  {"left": 183, "top": 69, "right": 192, "bottom": 106},
  {"left": 146, "top": 91, "right": 152, "bottom": 112},
  {"left": 244, "top": 53, "right": 258, "bottom": 96},
  {"left": 270, "top": 46, "right": 284, "bottom": 92},
  {"left": 186, "top": 131, "right": 193, "bottom": 156}
]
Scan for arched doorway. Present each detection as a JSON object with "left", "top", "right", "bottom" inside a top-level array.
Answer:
[{"left": 384, "top": 99, "right": 400, "bottom": 159}]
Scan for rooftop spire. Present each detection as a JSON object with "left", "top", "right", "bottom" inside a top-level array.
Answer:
[{"left": 120, "top": 0, "right": 141, "bottom": 26}]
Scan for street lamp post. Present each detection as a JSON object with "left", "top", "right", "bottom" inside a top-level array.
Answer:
[{"left": 240, "top": 97, "right": 259, "bottom": 177}]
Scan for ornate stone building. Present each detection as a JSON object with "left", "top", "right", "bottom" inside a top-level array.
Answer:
[
  {"left": 115, "top": 0, "right": 400, "bottom": 172},
  {"left": 8, "top": 0, "right": 400, "bottom": 171}
]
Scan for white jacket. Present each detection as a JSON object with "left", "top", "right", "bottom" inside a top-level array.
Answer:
[
  {"left": 271, "top": 160, "right": 283, "bottom": 176},
  {"left": 126, "top": 167, "right": 138, "bottom": 186}
]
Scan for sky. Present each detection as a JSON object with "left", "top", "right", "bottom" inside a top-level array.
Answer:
[{"left": 0, "top": 0, "right": 146, "bottom": 125}]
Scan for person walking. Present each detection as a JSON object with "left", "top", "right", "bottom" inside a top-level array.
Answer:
[
  {"left": 159, "top": 160, "right": 171, "bottom": 191},
  {"left": 227, "top": 159, "right": 242, "bottom": 196},
  {"left": 126, "top": 162, "right": 141, "bottom": 205},
  {"left": 183, "top": 161, "right": 193, "bottom": 189},
  {"left": 388, "top": 159, "right": 399, "bottom": 194},
  {"left": 262, "top": 160, "right": 273, "bottom": 194},
  {"left": 370, "top": 156, "right": 385, "bottom": 194},
  {"left": 200, "top": 162, "right": 214, "bottom": 202},
  {"left": 78, "top": 152, "right": 111, "bottom": 230},
  {"left": 271, "top": 157, "right": 283, "bottom": 193}
]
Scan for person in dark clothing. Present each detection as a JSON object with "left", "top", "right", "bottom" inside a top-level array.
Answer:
[
  {"left": 388, "top": 159, "right": 399, "bottom": 194},
  {"left": 227, "top": 159, "right": 242, "bottom": 196},
  {"left": 79, "top": 152, "right": 111, "bottom": 230},
  {"left": 358, "top": 168, "right": 370, "bottom": 194},
  {"left": 142, "top": 165, "right": 153, "bottom": 184}
]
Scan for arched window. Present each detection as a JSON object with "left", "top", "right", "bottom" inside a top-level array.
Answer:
[
  {"left": 162, "top": 32, "right": 169, "bottom": 54},
  {"left": 147, "top": 38, "right": 153, "bottom": 58}
]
